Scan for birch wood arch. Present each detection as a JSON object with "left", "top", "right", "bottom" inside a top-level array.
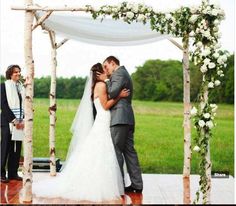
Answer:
[{"left": 12, "top": 0, "right": 227, "bottom": 204}]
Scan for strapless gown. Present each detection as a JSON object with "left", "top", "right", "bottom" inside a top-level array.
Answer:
[{"left": 33, "top": 98, "right": 124, "bottom": 202}]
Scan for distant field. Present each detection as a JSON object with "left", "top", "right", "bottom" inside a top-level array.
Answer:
[{"left": 32, "top": 99, "right": 234, "bottom": 175}]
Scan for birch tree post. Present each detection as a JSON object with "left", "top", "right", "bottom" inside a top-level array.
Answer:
[
  {"left": 22, "top": 0, "right": 34, "bottom": 202},
  {"left": 48, "top": 30, "right": 57, "bottom": 176},
  {"left": 202, "top": 90, "right": 211, "bottom": 203},
  {"left": 182, "top": 36, "right": 191, "bottom": 204},
  {"left": 206, "top": 142, "right": 211, "bottom": 203}
]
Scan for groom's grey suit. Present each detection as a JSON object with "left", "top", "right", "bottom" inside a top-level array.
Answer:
[{"left": 106, "top": 66, "right": 143, "bottom": 190}]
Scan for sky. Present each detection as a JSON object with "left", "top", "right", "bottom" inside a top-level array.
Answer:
[{"left": 0, "top": 0, "right": 235, "bottom": 78}]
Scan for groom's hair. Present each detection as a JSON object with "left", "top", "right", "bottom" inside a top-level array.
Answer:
[{"left": 104, "top": 56, "right": 120, "bottom": 66}]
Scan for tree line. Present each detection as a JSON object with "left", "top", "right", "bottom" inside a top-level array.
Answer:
[
  {"left": 0, "top": 75, "right": 86, "bottom": 100},
  {"left": 131, "top": 54, "right": 234, "bottom": 104},
  {"left": 0, "top": 54, "right": 233, "bottom": 103}
]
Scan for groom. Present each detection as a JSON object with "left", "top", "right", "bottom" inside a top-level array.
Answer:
[{"left": 98, "top": 56, "right": 143, "bottom": 193}]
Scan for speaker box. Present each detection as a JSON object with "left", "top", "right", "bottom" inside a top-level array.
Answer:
[{"left": 32, "top": 157, "right": 62, "bottom": 172}]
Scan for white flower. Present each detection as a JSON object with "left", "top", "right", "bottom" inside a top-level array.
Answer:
[
  {"left": 220, "top": 74, "right": 224, "bottom": 77},
  {"left": 196, "top": 41, "right": 203, "bottom": 48},
  {"left": 217, "top": 70, "right": 223, "bottom": 75},
  {"left": 140, "top": 6, "right": 146, "bottom": 13},
  {"left": 217, "top": 56, "right": 224, "bottom": 64},
  {"left": 203, "top": 30, "right": 211, "bottom": 38},
  {"left": 210, "top": 104, "right": 218, "bottom": 112},
  {"left": 217, "top": 55, "right": 227, "bottom": 65},
  {"left": 147, "top": 6, "right": 152, "bottom": 12},
  {"left": 202, "top": 9, "right": 207, "bottom": 14},
  {"left": 215, "top": 80, "right": 221, "bottom": 86},
  {"left": 202, "top": 48, "right": 211, "bottom": 56},
  {"left": 127, "top": 3, "right": 134, "bottom": 10},
  {"left": 208, "top": 82, "right": 214, "bottom": 88},
  {"left": 201, "top": 19, "right": 207, "bottom": 28},
  {"left": 190, "top": 6, "right": 198, "bottom": 13},
  {"left": 189, "top": 15, "right": 198, "bottom": 23},
  {"left": 165, "top": 14, "right": 172, "bottom": 20},
  {"left": 208, "top": 62, "right": 216, "bottom": 69},
  {"left": 214, "top": 19, "right": 220, "bottom": 26},
  {"left": 206, "top": 6, "right": 211, "bottom": 11},
  {"left": 132, "top": 5, "right": 139, "bottom": 13},
  {"left": 112, "top": 7, "right": 118, "bottom": 13},
  {"left": 207, "top": 10, "right": 212, "bottom": 15},
  {"left": 215, "top": 42, "right": 221, "bottom": 49},
  {"left": 203, "top": 58, "right": 211, "bottom": 65},
  {"left": 137, "top": 14, "right": 146, "bottom": 22},
  {"left": 213, "top": 52, "right": 220, "bottom": 59},
  {"left": 221, "top": 55, "right": 228, "bottom": 62},
  {"left": 101, "top": 6, "right": 108, "bottom": 12},
  {"left": 189, "top": 31, "right": 195, "bottom": 36},
  {"left": 196, "top": 28, "right": 200, "bottom": 33},
  {"left": 145, "top": 13, "right": 151, "bottom": 17},
  {"left": 193, "top": 145, "right": 201, "bottom": 152},
  {"left": 210, "top": 103, "right": 217, "bottom": 108},
  {"left": 191, "top": 107, "right": 198, "bottom": 116},
  {"left": 126, "top": 11, "right": 134, "bottom": 19},
  {"left": 200, "top": 65, "right": 208, "bottom": 73},
  {"left": 203, "top": 113, "right": 211, "bottom": 119},
  {"left": 198, "top": 120, "right": 205, "bottom": 127},
  {"left": 212, "top": 9, "right": 218, "bottom": 16},
  {"left": 206, "top": 120, "right": 214, "bottom": 129}
]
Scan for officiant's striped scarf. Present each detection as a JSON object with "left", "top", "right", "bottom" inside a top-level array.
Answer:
[{"left": 5, "top": 80, "right": 25, "bottom": 131}]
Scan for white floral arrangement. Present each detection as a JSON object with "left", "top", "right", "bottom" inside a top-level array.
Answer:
[{"left": 85, "top": 0, "right": 228, "bottom": 204}]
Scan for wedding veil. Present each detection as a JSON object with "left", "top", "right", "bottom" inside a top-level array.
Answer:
[{"left": 63, "top": 71, "right": 94, "bottom": 169}]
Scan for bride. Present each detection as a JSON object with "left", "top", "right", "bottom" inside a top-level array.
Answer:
[{"left": 33, "top": 63, "right": 129, "bottom": 203}]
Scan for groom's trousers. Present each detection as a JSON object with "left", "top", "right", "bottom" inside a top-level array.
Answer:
[{"left": 110, "top": 124, "right": 143, "bottom": 190}]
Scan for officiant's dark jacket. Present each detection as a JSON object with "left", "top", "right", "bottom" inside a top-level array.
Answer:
[
  {"left": 1, "top": 83, "right": 16, "bottom": 126},
  {"left": 1, "top": 82, "right": 22, "bottom": 179}
]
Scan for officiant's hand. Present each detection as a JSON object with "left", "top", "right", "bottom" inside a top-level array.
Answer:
[
  {"left": 15, "top": 121, "right": 24, "bottom": 130},
  {"left": 96, "top": 72, "right": 108, "bottom": 82}
]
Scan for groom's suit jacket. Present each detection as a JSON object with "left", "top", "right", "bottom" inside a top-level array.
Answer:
[{"left": 106, "top": 66, "right": 135, "bottom": 126}]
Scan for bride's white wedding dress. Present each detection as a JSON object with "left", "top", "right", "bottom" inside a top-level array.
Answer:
[{"left": 33, "top": 98, "right": 124, "bottom": 202}]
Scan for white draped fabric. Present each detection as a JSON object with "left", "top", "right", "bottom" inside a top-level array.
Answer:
[{"left": 37, "top": 12, "right": 171, "bottom": 46}]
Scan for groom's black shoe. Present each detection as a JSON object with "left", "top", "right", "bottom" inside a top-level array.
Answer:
[{"left": 125, "top": 185, "right": 143, "bottom": 193}]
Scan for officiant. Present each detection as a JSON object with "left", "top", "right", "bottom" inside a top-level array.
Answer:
[{"left": 1, "top": 65, "right": 25, "bottom": 183}]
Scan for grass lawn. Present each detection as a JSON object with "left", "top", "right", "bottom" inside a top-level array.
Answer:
[{"left": 32, "top": 99, "right": 234, "bottom": 175}]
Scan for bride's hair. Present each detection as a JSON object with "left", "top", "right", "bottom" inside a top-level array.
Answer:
[{"left": 91, "top": 63, "right": 104, "bottom": 100}]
